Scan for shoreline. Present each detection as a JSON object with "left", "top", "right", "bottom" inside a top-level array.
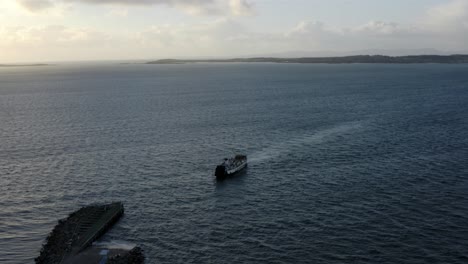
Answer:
[{"left": 146, "top": 55, "right": 468, "bottom": 65}]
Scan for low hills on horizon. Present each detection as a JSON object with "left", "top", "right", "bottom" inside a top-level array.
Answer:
[
  {"left": 0, "top": 63, "right": 49, "bottom": 67},
  {"left": 3, "top": 54, "right": 468, "bottom": 66},
  {"left": 148, "top": 54, "right": 468, "bottom": 65}
]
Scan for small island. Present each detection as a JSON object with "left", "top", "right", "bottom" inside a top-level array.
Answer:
[
  {"left": 0, "top": 64, "right": 49, "bottom": 67},
  {"left": 147, "top": 55, "right": 468, "bottom": 64}
]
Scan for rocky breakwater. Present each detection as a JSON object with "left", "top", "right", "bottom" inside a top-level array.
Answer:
[{"left": 35, "top": 202, "right": 128, "bottom": 264}]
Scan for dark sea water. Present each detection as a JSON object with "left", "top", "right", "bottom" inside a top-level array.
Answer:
[{"left": 1, "top": 63, "right": 468, "bottom": 264}]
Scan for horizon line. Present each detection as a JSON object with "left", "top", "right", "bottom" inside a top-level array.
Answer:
[{"left": 3, "top": 54, "right": 468, "bottom": 65}]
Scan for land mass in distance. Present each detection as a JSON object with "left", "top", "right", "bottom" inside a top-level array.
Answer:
[
  {"left": 0, "top": 64, "right": 49, "bottom": 67},
  {"left": 147, "top": 55, "right": 468, "bottom": 64}
]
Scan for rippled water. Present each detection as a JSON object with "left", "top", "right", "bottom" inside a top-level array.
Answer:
[{"left": 1, "top": 63, "right": 468, "bottom": 263}]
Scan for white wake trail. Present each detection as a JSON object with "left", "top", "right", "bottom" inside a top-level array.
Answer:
[{"left": 249, "top": 121, "right": 362, "bottom": 163}]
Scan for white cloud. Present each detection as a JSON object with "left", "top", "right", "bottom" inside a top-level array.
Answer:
[
  {"left": 426, "top": 0, "right": 468, "bottom": 21},
  {"left": 424, "top": 0, "right": 468, "bottom": 32},
  {"left": 17, "top": 0, "right": 54, "bottom": 12},
  {"left": 136, "top": 19, "right": 248, "bottom": 53},
  {"left": 289, "top": 21, "right": 325, "bottom": 35},
  {"left": 67, "top": 0, "right": 214, "bottom": 5},
  {"left": 229, "top": 0, "right": 254, "bottom": 16},
  {"left": 1, "top": 14, "right": 465, "bottom": 63},
  {"left": 0, "top": 25, "right": 108, "bottom": 45},
  {"left": 107, "top": 7, "right": 128, "bottom": 17},
  {"left": 355, "top": 21, "right": 403, "bottom": 35},
  {"left": 3, "top": 0, "right": 468, "bottom": 62},
  {"left": 72, "top": 0, "right": 223, "bottom": 15},
  {"left": 15, "top": 0, "right": 255, "bottom": 16},
  {"left": 0, "top": 25, "right": 125, "bottom": 62},
  {"left": 413, "top": 0, "right": 468, "bottom": 49}
]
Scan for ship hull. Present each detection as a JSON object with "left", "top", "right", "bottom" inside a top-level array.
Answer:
[{"left": 215, "top": 160, "right": 247, "bottom": 179}]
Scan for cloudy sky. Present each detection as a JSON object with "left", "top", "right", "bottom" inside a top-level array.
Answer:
[{"left": 1, "top": 0, "right": 468, "bottom": 62}]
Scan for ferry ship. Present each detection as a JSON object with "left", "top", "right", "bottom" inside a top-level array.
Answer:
[{"left": 215, "top": 155, "right": 247, "bottom": 179}]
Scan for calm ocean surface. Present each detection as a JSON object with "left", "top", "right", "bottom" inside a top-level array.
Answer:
[{"left": 1, "top": 63, "right": 468, "bottom": 263}]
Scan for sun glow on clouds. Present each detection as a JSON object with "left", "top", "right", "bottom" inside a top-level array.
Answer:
[
  {"left": 1, "top": 0, "right": 468, "bottom": 62},
  {"left": 13, "top": 0, "right": 255, "bottom": 16}
]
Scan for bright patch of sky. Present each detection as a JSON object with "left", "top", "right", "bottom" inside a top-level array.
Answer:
[{"left": 1, "top": 0, "right": 467, "bottom": 62}]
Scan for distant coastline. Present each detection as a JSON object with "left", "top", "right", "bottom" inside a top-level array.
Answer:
[
  {"left": 147, "top": 55, "right": 468, "bottom": 64},
  {"left": 0, "top": 64, "right": 49, "bottom": 67}
]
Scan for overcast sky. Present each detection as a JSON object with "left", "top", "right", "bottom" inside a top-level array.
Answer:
[{"left": 1, "top": 0, "right": 468, "bottom": 62}]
